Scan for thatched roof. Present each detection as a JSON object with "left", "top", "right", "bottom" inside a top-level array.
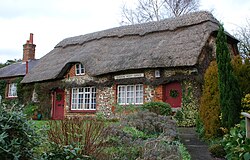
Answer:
[
  {"left": 0, "top": 60, "right": 39, "bottom": 79},
  {"left": 22, "top": 11, "right": 235, "bottom": 83}
]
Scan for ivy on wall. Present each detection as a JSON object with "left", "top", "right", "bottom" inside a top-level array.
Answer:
[
  {"left": 0, "top": 79, "right": 7, "bottom": 98},
  {"left": 34, "top": 81, "right": 63, "bottom": 119},
  {"left": 174, "top": 81, "right": 198, "bottom": 127}
]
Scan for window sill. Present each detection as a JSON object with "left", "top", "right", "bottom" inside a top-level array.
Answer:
[
  {"left": 69, "top": 110, "right": 96, "bottom": 113},
  {"left": 6, "top": 96, "right": 18, "bottom": 99}
]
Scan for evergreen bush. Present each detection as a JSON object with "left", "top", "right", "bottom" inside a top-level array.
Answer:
[
  {"left": 232, "top": 56, "right": 250, "bottom": 95},
  {"left": 142, "top": 101, "right": 172, "bottom": 116},
  {"left": 216, "top": 25, "right": 242, "bottom": 129},
  {"left": 0, "top": 102, "right": 40, "bottom": 159},
  {"left": 199, "top": 61, "right": 222, "bottom": 138}
]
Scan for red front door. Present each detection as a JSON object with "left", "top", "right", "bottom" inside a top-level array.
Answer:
[
  {"left": 52, "top": 89, "right": 65, "bottom": 120},
  {"left": 164, "top": 82, "right": 182, "bottom": 108}
]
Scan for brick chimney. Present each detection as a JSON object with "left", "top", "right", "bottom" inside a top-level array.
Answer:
[{"left": 22, "top": 33, "right": 36, "bottom": 62}]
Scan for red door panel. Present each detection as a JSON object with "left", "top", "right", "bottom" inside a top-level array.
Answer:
[
  {"left": 52, "top": 89, "right": 65, "bottom": 120},
  {"left": 165, "top": 82, "right": 182, "bottom": 108}
]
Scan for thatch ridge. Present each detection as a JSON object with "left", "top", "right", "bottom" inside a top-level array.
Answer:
[
  {"left": 56, "top": 11, "right": 218, "bottom": 48},
  {"left": 22, "top": 11, "right": 231, "bottom": 83}
]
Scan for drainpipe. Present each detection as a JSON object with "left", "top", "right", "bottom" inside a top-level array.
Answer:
[{"left": 26, "top": 61, "right": 29, "bottom": 74}]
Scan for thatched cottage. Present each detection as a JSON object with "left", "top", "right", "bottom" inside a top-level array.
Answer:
[
  {"left": 0, "top": 34, "right": 39, "bottom": 102},
  {"left": 22, "top": 11, "right": 239, "bottom": 120}
]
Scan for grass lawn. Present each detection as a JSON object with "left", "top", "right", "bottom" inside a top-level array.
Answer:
[{"left": 32, "top": 120, "right": 49, "bottom": 129}]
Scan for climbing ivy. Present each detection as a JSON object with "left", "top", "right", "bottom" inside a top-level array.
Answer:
[
  {"left": 174, "top": 81, "right": 198, "bottom": 127},
  {"left": 0, "top": 79, "right": 7, "bottom": 98},
  {"left": 34, "top": 81, "right": 63, "bottom": 119}
]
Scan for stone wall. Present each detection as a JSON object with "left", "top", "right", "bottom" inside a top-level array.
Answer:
[{"left": 63, "top": 63, "right": 203, "bottom": 118}]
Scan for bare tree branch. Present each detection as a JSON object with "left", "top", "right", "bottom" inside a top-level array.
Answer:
[
  {"left": 120, "top": 0, "right": 200, "bottom": 25},
  {"left": 234, "top": 19, "right": 250, "bottom": 59}
]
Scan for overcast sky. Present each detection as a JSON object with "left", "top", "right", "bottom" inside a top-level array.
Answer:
[{"left": 0, "top": 0, "right": 249, "bottom": 63}]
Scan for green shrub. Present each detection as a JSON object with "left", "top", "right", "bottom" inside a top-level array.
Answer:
[
  {"left": 195, "top": 115, "right": 205, "bottom": 139},
  {"left": 42, "top": 143, "right": 92, "bottom": 160},
  {"left": 123, "top": 126, "right": 153, "bottom": 140},
  {"left": 209, "top": 143, "right": 226, "bottom": 158},
  {"left": 232, "top": 56, "right": 250, "bottom": 95},
  {"left": 199, "top": 61, "right": 222, "bottom": 138},
  {"left": 142, "top": 101, "right": 171, "bottom": 116},
  {"left": 0, "top": 102, "right": 40, "bottom": 159},
  {"left": 242, "top": 94, "right": 250, "bottom": 114},
  {"left": 222, "top": 120, "right": 250, "bottom": 160},
  {"left": 123, "top": 110, "right": 177, "bottom": 137},
  {"left": 179, "top": 142, "right": 191, "bottom": 160},
  {"left": 23, "top": 103, "right": 39, "bottom": 119},
  {"left": 104, "top": 110, "right": 180, "bottom": 159}
]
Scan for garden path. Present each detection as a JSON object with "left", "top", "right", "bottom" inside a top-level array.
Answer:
[{"left": 178, "top": 127, "right": 218, "bottom": 160}]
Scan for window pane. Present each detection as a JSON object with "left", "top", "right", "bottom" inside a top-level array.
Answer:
[
  {"left": 117, "top": 84, "right": 143, "bottom": 105},
  {"left": 71, "top": 87, "right": 96, "bottom": 110},
  {"left": 8, "top": 83, "right": 17, "bottom": 97}
]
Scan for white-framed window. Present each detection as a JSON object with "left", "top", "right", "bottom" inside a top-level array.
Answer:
[
  {"left": 8, "top": 83, "right": 17, "bottom": 97},
  {"left": 71, "top": 87, "right": 96, "bottom": 110},
  {"left": 75, "top": 63, "right": 85, "bottom": 75},
  {"left": 155, "top": 70, "right": 160, "bottom": 78},
  {"left": 117, "top": 84, "right": 143, "bottom": 105}
]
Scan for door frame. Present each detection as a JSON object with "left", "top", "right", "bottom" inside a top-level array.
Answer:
[{"left": 51, "top": 88, "right": 65, "bottom": 120}]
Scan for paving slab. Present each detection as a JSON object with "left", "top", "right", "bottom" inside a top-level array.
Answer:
[{"left": 178, "top": 127, "right": 215, "bottom": 160}]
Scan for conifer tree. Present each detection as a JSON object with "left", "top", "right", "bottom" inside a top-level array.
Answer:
[
  {"left": 216, "top": 25, "right": 242, "bottom": 129},
  {"left": 199, "top": 61, "right": 221, "bottom": 138}
]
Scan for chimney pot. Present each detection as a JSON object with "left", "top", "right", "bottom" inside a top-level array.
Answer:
[{"left": 29, "top": 33, "right": 33, "bottom": 44}]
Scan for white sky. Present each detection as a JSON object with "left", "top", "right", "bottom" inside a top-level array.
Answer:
[{"left": 0, "top": 0, "right": 249, "bottom": 63}]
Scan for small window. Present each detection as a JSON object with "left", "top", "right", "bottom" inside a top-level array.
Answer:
[
  {"left": 8, "top": 83, "right": 17, "bottom": 97},
  {"left": 71, "top": 87, "right": 96, "bottom": 110},
  {"left": 117, "top": 84, "right": 143, "bottom": 105},
  {"left": 155, "top": 70, "right": 160, "bottom": 78},
  {"left": 75, "top": 63, "right": 85, "bottom": 75}
]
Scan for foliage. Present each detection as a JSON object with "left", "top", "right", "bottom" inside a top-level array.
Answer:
[
  {"left": 174, "top": 81, "right": 198, "bottom": 127},
  {"left": 123, "top": 126, "right": 154, "bottom": 140},
  {"left": 18, "top": 83, "right": 35, "bottom": 105},
  {"left": 170, "top": 89, "right": 179, "bottom": 98},
  {"left": 41, "top": 143, "right": 92, "bottom": 160},
  {"left": 195, "top": 114, "right": 205, "bottom": 139},
  {"left": 199, "top": 61, "right": 222, "bottom": 138},
  {"left": 222, "top": 120, "right": 250, "bottom": 160},
  {"left": 179, "top": 142, "right": 191, "bottom": 160},
  {"left": 139, "top": 140, "right": 180, "bottom": 160},
  {"left": 120, "top": 0, "right": 200, "bottom": 25},
  {"left": 209, "top": 143, "right": 226, "bottom": 158},
  {"left": 34, "top": 81, "right": 63, "bottom": 119},
  {"left": 0, "top": 59, "right": 21, "bottom": 69},
  {"left": 46, "top": 117, "right": 109, "bottom": 159},
  {"left": 23, "top": 102, "right": 39, "bottom": 119},
  {"left": 242, "top": 94, "right": 250, "bottom": 114},
  {"left": 232, "top": 56, "right": 250, "bottom": 95},
  {"left": 216, "top": 25, "right": 242, "bottom": 129},
  {"left": 142, "top": 101, "right": 171, "bottom": 116},
  {"left": 0, "top": 79, "right": 7, "bottom": 98},
  {"left": 123, "top": 110, "right": 177, "bottom": 137},
  {"left": 0, "top": 102, "right": 40, "bottom": 159},
  {"left": 104, "top": 110, "right": 181, "bottom": 159}
]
